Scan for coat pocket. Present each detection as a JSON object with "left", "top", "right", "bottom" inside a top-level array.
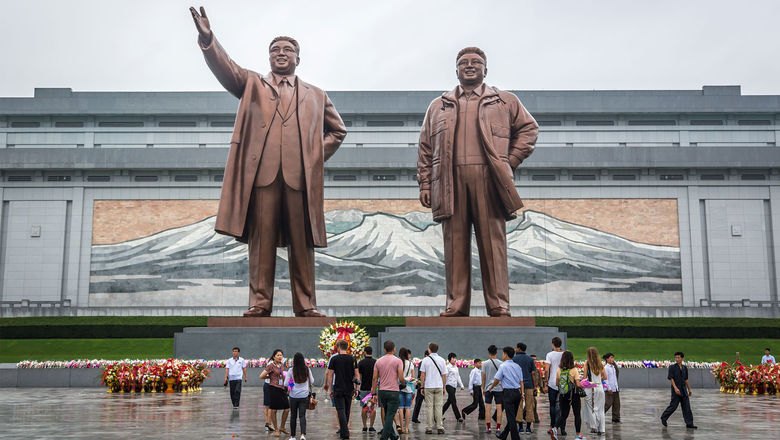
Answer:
[
  {"left": 491, "top": 123, "right": 511, "bottom": 157},
  {"left": 430, "top": 180, "right": 441, "bottom": 211}
]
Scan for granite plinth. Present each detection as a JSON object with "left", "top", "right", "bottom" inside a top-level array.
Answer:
[
  {"left": 405, "top": 316, "right": 535, "bottom": 327},
  {"left": 174, "top": 327, "right": 351, "bottom": 360},
  {"left": 378, "top": 326, "right": 566, "bottom": 360},
  {"left": 176, "top": 318, "right": 565, "bottom": 361},
  {"left": 207, "top": 317, "right": 337, "bottom": 327}
]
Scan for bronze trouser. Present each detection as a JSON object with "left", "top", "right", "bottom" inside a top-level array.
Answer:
[
  {"left": 246, "top": 173, "right": 315, "bottom": 314},
  {"left": 442, "top": 164, "right": 509, "bottom": 315}
]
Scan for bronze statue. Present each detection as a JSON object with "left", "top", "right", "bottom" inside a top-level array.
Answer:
[
  {"left": 417, "top": 47, "right": 538, "bottom": 317},
  {"left": 190, "top": 7, "right": 346, "bottom": 317}
]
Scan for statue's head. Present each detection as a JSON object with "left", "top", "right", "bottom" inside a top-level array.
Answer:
[
  {"left": 268, "top": 36, "right": 300, "bottom": 76},
  {"left": 455, "top": 46, "right": 487, "bottom": 87}
]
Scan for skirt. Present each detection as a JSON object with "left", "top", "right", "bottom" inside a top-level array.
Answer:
[{"left": 268, "top": 385, "right": 290, "bottom": 410}]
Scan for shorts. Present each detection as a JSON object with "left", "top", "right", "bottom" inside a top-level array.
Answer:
[
  {"left": 399, "top": 391, "right": 414, "bottom": 408},
  {"left": 263, "top": 382, "right": 271, "bottom": 406},
  {"left": 485, "top": 390, "right": 504, "bottom": 405}
]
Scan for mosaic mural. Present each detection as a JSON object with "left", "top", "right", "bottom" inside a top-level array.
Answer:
[{"left": 89, "top": 199, "right": 682, "bottom": 308}]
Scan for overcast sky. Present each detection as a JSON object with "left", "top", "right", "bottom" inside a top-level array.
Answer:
[{"left": 2, "top": 0, "right": 779, "bottom": 96}]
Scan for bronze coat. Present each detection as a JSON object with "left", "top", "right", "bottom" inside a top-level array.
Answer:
[
  {"left": 200, "top": 36, "right": 347, "bottom": 247},
  {"left": 417, "top": 85, "right": 538, "bottom": 222}
]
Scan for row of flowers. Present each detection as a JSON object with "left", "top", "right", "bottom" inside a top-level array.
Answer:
[
  {"left": 711, "top": 361, "right": 780, "bottom": 394},
  {"left": 100, "top": 359, "right": 209, "bottom": 393},
  {"left": 18, "top": 358, "right": 721, "bottom": 369}
]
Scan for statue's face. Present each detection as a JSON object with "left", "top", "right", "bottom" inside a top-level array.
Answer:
[
  {"left": 456, "top": 53, "right": 487, "bottom": 87},
  {"left": 269, "top": 40, "right": 299, "bottom": 75}
]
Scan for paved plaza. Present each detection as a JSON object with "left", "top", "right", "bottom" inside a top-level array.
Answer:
[{"left": 2, "top": 388, "right": 778, "bottom": 439}]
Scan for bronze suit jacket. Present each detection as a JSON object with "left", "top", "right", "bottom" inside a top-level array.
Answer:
[
  {"left": 417, "top": 85, "right": 538, "bottom": 222},
  {"left": 200, "top": 35, "right": 347, "bottom": 247}
]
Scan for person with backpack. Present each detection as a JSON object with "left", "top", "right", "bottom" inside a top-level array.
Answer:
[{"left": 549, "top": 351, "right": 584, "bottom": 440}]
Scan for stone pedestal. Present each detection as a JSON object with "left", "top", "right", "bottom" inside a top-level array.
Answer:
[
  {"left": 173, "top": 316, "right": 565, "bottom": 361},
  {"left": 377, "top": 325, "right": 565, "bottom": 360}
]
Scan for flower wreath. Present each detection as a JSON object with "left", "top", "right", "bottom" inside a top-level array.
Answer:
[{"left": 318, "top": 320, "right": 370, "bottom": 357}]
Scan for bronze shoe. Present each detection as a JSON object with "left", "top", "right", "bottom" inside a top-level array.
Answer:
[
  {"left": 296, "top": 309, "right": 326, "bottom": 317},
  {"left": 489, "top": 308, "right": 511, "bottom": 317},
  {"left": 243, "top": 306, "right": 271, "bottom": 317},
  {"left": 439, "top": 309, "right": 468, "bottom": 317}
]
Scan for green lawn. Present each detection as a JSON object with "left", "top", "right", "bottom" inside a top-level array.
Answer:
[
  {"left": 2, "top": 337, "right": 778, "bottom": 364},
  {"left": 0, "top": 338, "right": 173, "bottom": 363},
  {"left": 566, "top": 338, "right": 779, "bottom": 363}
]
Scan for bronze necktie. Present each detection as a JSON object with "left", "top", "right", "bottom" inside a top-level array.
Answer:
[{"left": 279, "top": 78, "right": 294, "bottom": 116}]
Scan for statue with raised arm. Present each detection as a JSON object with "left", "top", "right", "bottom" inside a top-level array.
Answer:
[
  {"left": 190, "top": 6, "right": 346, "bottom": 317},
  {"left": 417, "top": 47, "right": 538, "bottom": 317}
]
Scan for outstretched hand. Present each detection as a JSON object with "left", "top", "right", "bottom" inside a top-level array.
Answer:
[{"left": 189, "top": 6, "right": 212, "bottom": 44}]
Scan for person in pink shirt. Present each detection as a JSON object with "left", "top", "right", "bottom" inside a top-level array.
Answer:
[{"left": 372, "top": 341, "right": 405, "bottom": 440}]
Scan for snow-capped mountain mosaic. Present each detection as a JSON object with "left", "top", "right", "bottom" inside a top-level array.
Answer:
[{"left": 89, "top": 209, "right": 681, "bottom": 306}]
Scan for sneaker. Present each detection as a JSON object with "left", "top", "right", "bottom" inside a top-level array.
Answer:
[
  {"left": 425, "top": 429, "right": 433, "bottom": 434},
  {"left": 486, "top": 428, "right": 492, "bottom": 434},
  {"left": 574, "top": 436, "right": 585, "bottom": 440},
  {"left": 560, "top": 428, "right": 567, "bottom": 436},
  {"left": 362, "top": 427, "right": 368, "bottom": 432},
  {"left": 300, "top": 436, "right": 306, "bottom": 440},
  {"left": 288, "top": 437, "right": 295, "bottom": 440},
  {"left": 548, "top": 427, "right": 559, "bottom": 440},
  {"left": 660, "top": 418, "right": 668, "bottom": 427},
  {"left": 686, "top": 425, "right": 698, "bottom": 429},
  {"left": 437, "top": 428, "right": 445, "bottom": 434},
  {"left": 368, "top": 427, "right": 376, "bottom": 432},
  {"left": 525, "top": 426, "right": 532, "bottom": 434}
]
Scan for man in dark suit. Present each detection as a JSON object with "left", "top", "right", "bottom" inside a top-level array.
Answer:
[{"left": 190, "top": 7, "right": 346, "bottom": 317}]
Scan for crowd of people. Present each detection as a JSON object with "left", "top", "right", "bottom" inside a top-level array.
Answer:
[{"left": 223, "top": 337, "right": 698, "bottom": 440}]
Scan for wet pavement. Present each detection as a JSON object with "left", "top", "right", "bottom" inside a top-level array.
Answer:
[{"left": 1, "top": 388, "right": 778, "bottom": 439}]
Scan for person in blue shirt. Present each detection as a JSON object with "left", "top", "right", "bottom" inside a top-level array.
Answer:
[{"left": 487, "top": 347, "right": 524, "bottom": 440}]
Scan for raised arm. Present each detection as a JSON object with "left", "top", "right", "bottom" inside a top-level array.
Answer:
[
  {"left": 507, "top": 94, "right": 539, "bottom": 170},
  {"left": 190, "top": 6, "right": 248, "bottom": 98}
]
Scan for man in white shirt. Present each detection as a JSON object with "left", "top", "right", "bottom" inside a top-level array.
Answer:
[
  {"left": 442, "top": 353, "right": 465, "bottom": 422},
  {"left": 543, "top": 337, "right": 563, "bottom": 431},
  {"left": 603, "top": 352, "right": 621, "bottom": 423},
  {"left": 762, "top": 348, "right": 776, "bottom": 364},
  {"left": 224, "top": 346, "right": 248, "bottom": 409},
  {"left": 462, "top": 358, "right": 485, "bottom": 420},
  {"left": 419, "top": 342, "right": 448, "bottom": 434}
]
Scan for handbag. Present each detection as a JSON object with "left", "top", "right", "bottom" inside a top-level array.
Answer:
[
  {"left": 307, "top": 392, "right": 318, "bottom": 410},
  {"left": 306, "top": 371, "right": 318, "bottom": 410}
]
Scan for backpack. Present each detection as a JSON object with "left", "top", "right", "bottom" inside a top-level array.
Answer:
[{"left": 558, "top": 368, "right": 572, "bottom": 395}]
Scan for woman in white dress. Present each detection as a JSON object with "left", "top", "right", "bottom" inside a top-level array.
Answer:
[{"left": 582, "top": 346, "right": 607, "bottom": 435}]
